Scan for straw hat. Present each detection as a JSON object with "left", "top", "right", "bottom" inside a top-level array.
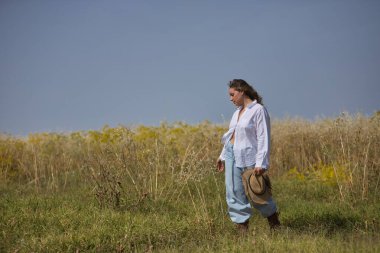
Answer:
[{"left": 241, "top": 169, "right": 272, "bottom": 205}]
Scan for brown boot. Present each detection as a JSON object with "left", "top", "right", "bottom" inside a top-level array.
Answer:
[
  {"left": 267, "top": 212, "right": 280, "bottom": 230},
  {"left": 236, "top": 220, "right": 249, "bottom": 235}
]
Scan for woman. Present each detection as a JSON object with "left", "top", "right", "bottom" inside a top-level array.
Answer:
[{"left": 216, "top": 79, "right": 280, "bottom": 233}]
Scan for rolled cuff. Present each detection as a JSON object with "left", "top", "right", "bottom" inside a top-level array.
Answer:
[{"left": 255, "top": 160, "right": 269, "bottom": 169}]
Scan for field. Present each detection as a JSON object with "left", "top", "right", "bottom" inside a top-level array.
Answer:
[{"left": 1, "top": 113, "right": 379, "bottom": 252}]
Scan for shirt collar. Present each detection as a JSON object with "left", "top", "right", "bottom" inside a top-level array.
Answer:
[
  {"left": 237, "top": 100, "right": 257, "bottom": 110},
  {"left": 247, "top": 100, "right": 257, "bottom": 109}
]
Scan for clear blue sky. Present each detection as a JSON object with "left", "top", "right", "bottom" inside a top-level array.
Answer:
[{"left": 1, "top": 0, "right": 379, "bottom": 135}]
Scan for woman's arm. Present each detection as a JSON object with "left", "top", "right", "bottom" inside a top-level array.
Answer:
[
  {"left": 217, "top": 138, "right": 227, "bottom": 172},
  {"left": 254, "top": 106, "right": 271, "bottom": 171}
]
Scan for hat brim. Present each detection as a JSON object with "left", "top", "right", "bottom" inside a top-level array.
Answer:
[{"left": 242, "top": 169, "right": 272, "bottom": 205}]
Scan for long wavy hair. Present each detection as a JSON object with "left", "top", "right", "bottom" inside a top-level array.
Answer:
[{"left": 228, "top": 79, "right": 263, "bottom": 105}]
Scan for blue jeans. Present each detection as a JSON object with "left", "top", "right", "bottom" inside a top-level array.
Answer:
[{"left": 224, "top": 141, "right": 277, "bottom": 223}]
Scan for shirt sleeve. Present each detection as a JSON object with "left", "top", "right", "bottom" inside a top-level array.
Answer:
[
  {"left": 254, "top": 107, "right": 270, "bottom": 169},
  {"left": 219, "top": 129, "right": 230, "bottom": 161},
  {"left": 219, "top": 110, "right": 238, "bottom": 161},
  {"left": 219, "top": 145, "right": 226, "bottom": 161}
]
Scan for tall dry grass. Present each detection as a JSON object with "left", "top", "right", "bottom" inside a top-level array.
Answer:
[
  {"left": 0, "top": 113, "right": 379, "bottom": 205},
  {"left": 271, "top": 112, "right": 380, "bottom": 202}
]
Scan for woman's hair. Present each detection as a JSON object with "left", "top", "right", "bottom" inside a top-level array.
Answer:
[{"left": 228, "top": 79, "right": 263, "bottom": 105}]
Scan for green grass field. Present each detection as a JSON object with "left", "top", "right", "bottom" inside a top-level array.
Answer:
[
  {"left": 1, "top": 113, "right": 379, "bottom": 252},
  {"left": 1, "top": 178, "right": 379, "bottom": 252}
]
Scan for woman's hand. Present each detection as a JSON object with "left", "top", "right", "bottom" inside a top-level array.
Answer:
[
  {"left": 216, "top": 158, "right": 225, "bottom": 172},
  {"left": 253, "top": 167, "right": 265, "bottom": 175}
]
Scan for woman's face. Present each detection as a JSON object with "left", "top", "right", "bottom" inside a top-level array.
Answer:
[{"left": 229, "top": 88, "right": 244, "bottom": 106}]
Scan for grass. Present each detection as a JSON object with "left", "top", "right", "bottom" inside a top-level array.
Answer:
[
  {"left": 1, "top": 177, "right": 379, "bottom": 252},
  {"left": 1, "top": 113, "right": 379, "bottom": 252}
]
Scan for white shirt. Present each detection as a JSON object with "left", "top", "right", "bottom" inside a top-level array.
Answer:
[{"left": 219, "top": 100, "right": 271, "bottom": 168}]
